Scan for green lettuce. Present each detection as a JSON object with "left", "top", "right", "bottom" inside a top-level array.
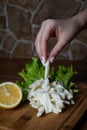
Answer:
[
  {"left": 18, "top": 57, "right": 45, "bottom": 88},
  {"left": 17, "top": 57, "right": 78, "bottom": 102},
  {"left": 54, "top": 65, "right": 78, "bottom": 92}
]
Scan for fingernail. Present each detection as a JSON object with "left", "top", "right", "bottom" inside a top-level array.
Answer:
[
  {"left": 49, "top": 57, "right": 54, "bottom": 63},
  {"left": 41, "top": 56, "right": 46, "bottom": 66}
]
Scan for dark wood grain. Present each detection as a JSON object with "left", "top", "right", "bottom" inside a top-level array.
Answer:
[{"left": 0, "top": 58, "right": 87, "bottom": 130}]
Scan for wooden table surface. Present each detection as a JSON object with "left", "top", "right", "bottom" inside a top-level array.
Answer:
[{"left": 0, "top": 58, "right": 87, "bottom": 130}]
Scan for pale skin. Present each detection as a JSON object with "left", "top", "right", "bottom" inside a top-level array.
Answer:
[{"left": 35, "top": 9, "right": 87, "bottom": 62}]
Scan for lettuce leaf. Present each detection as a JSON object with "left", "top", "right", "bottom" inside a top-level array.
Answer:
[
  {"left": 55, "top": 65, "right": 78, "bottom": 90},
  {"left": 18, "top": 57, "right": 45, "bottom": 88}
]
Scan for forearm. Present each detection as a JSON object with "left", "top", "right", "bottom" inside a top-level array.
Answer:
[{"left": 72, "top": 9, "right": 87, "bottom": 31}]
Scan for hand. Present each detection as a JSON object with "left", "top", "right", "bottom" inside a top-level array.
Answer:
[{"left": 35, "top": 9, "right": 87, "bottom": 62}]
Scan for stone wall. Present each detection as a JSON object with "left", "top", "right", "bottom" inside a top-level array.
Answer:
[{"left": 0, "top": 0, "right": 87, "bottom": 60}]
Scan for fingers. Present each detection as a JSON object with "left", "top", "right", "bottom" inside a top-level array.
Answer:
[
  {"left": 35, "top": 28, "right": 42, "bottom": 59},
  {"left": 35, "top": 19, "right": 66, "bottom": 63},
  {"left": 49, "top": 40, "right": 65, "bottom": 60},
  {"left": 35, "top": 22, "right": 50, "bottom": 59},
  {"left": 35, "top": 20, "right": 54, "bottom": 61},
  {"left": 35, "top": 28, "right": 48, "bottom": 60}
]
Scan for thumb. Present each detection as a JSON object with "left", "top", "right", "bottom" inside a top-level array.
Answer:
[{"left": 49, "top": 41, "right": 65, "bottom": 59}]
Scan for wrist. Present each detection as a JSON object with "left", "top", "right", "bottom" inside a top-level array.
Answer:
[{"left": 71, "top": 9, "right": 87, "bottom": 31}]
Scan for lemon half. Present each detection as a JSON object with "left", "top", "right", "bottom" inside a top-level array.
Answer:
[{"left": 0, "top": 82, "right": 22, "bottom": 109}]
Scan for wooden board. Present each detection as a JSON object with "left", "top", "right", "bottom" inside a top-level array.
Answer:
[{"left": 0, "top": 83, "right": 87, "bottom": 130}]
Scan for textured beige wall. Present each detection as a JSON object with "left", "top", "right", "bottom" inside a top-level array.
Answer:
[{"left": 0, "top": 0, "right": 87, "bottom": 60}]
